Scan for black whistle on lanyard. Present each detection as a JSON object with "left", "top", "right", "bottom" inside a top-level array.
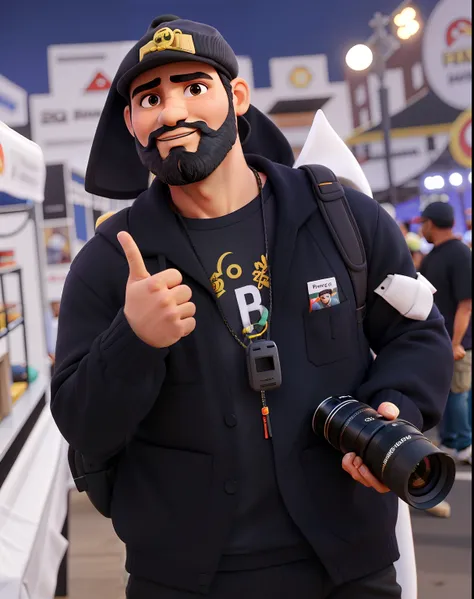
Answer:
[{"left": 246, "top": 340, "right": 282, "bottom": 392}]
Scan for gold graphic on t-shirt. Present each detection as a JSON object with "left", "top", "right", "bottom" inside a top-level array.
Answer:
[
  {"left": 210, "top": 252, "right": 242, "bottom": 298},
  {"left": 252, "top": 255, "right": 270, "bottom": 290}
]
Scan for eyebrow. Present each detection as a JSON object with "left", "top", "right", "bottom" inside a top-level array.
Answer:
[
  {"left": 131, "top": 72, "right": 214, "bottom": 99},
  {"left": 131, "top": 77, "right": 161, "bottom": 99},
  {"left": 169, "top": 72, "right": 213, "bottom": 83}
]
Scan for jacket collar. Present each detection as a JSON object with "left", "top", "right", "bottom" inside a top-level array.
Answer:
[{"left": 126, "top": 157, "right": 318, "bottom": 297}]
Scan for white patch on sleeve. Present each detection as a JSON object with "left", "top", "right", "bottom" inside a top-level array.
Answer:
[{"left": 374, "top": 273, "right": 436, "bottom": 321}]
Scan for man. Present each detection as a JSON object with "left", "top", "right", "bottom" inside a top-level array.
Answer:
[
  {"left": 318, "top": 289, "right": 336, "bottom": 309},
  {"left": 463, "top": 208, "right": 472, "bottom": 248},
  {"left": 51, "top": 16, "right": 452, "bottom": 599},
  {"left": 418, "top": 201, "right": 472, "bottom": 465}
]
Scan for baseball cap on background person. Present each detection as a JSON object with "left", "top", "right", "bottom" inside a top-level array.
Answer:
[
  {"left": 412, "top": 202, "right": 455, "bottom": 228},
  {"left": 85, "top": 15, "right": 294, "bottom": 199}
]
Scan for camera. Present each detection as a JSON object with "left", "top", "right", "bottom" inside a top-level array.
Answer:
[{"left": 312, "top": 396, "right": 456, "bottom": 509}]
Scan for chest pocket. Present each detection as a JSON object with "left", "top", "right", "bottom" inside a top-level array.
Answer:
[{"left": 303, "top": 300, "right": 353, "bottom": 366}]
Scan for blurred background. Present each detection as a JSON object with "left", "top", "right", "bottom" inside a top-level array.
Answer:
[{"left": 0, "top": 1, "right": 471, "bottom": 598}]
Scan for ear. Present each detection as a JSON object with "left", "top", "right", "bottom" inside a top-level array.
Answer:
[
  {"left": 123, "top": 105, "right": 134, "bottom": 137},
  {"left": 231, "top": 78, "right": 251, "bottom": 117}
]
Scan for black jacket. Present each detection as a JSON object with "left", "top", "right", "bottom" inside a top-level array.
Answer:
[{"left": 51, "top": 156, "right": 452, "bottom": 594}]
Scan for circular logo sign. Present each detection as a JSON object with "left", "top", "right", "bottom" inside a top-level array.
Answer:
[
  {"left": 422, "top": 0, "right": 472, "bottom": 110},
  {"left": 289, "top": 67, "right": 313, "bottom": 88},
  {"left": 450, "top": 109, "right": 472, "bottom": 167},
  {"left": 0, "top": 144, "right": 4, "bottom": 175}
]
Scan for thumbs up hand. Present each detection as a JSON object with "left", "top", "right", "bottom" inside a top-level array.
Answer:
[{"left": 117, "top": 231, "right": 196, "bottom": 348}]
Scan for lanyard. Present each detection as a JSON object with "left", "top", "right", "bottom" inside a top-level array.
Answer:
[{"left": 176, "top": 167, "right": 279, "bottom": 438}]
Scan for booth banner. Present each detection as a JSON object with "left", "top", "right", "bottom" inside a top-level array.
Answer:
[
  {"left": 47, "top": 41, "right": 135, "bottom": 97},
  {"left": 450, "top": 109, "right": 472, "bottom": 167},
  {"left": 29, "top": 92, "right": 115, "bottom": 174},
  {"left": 0, "top": 75, "right": 28, "bottom": 128},
  {"left": 423, "top": 0, "right": 472, "bottom": 110},
  {"left": 0, "top": 122, "right": 45, "bottom": 203},
  {"left": 30, "top": 94, "right": 107, "bottom": 150}
]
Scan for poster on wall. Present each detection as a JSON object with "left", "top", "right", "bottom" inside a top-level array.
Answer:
[
  {"left": 43, "top": 225, "right": 72, "bottom": 266},
  {"left": 38, "top": 161, "right": 76, "bottom": 300},
  {"left": 423, "top": 0, "right": 472, "bottom": 111}
]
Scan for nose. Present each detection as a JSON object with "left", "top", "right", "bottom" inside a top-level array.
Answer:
[{"left": 158, "top": 96, "right": 189, "bottom": 128}]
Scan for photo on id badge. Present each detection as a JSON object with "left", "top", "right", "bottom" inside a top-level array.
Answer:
[{"left": 308, "top": 277, "right": 340, "bottom": 312}]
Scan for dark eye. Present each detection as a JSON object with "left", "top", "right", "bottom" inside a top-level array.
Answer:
[
  {"left": 184, "top": 83, "right": 208, "bottom": 97},
  {"left": 140, "top": 94, "right": 161, "bottom": 108}
]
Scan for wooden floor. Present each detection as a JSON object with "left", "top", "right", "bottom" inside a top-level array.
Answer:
[{"left": 63, "top": 490, "right": 127, "bottom": 599}]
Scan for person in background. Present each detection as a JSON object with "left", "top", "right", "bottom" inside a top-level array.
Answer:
[
  {"left": 463, "top": 208, "right": 472, "bottom": 249},
  {"left": 418, "top": 202, "right": 472, "bottom": 467},
  {"left": 462, "top": 207, "right": 472, "bottom": 457}
]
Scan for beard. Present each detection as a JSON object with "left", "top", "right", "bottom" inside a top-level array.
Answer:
[{"left": 134, "top": 80, "right": 237, "bottom": 186}]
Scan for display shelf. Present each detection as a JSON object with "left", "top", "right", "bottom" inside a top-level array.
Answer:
[
  {"left": 0, "top": 317, "right": 24, "bottom": 339},
  {"left": 0, "top": 203, "right": 34, "bottom": 215},
  {"left": 0, "top": 266, "right": 30, "bottom": 389},
  {"left": 0, "top": 373, "right": 48, "bottom": 464},
  {"left": 0, "top": 265, "right": 21, "bottom": 275}
]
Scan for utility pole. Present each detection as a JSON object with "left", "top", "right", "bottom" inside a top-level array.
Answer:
[{"left": 368, "top": 12, "right": 400, "bottom": 205}]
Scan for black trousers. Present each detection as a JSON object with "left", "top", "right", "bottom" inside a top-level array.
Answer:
[{"left": 126, "top": 560, "right": 401, "bottom": 599}]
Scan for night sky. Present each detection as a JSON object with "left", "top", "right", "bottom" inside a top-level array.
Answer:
[{"left": 1, "top": 0, "right": 438, "bottom": 93}]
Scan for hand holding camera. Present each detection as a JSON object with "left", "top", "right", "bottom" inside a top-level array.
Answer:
[
  {"left": 341, "top": 402, "right": 399, "bottom": 494},
  {"left": 312, "top": 395, "right": 456, "bottom": 509}
]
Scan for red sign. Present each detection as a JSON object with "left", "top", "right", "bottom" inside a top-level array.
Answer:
[
  {"left": 0, "top": 144, "right": 4, "bottom": 175},
  {"left": 446, "top": 18, "right": 472, "bottom": 46},
  {"left": 450, "top": 109, "right": 472, "bottom": 168},
  {"left": 85, "top": 72, "right": 112, "bottom": 92}
]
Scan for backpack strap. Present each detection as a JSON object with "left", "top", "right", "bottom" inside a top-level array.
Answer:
[{"left": 300, "top": 164, "right": 368, "bottom": 323}]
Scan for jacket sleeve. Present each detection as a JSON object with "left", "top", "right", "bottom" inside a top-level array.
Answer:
[
  {"left": 347, "top": 191, "right": 453, "bottom": 432},
  {"left": 50, "top": 235, "right": 168, "bottom": 459}
]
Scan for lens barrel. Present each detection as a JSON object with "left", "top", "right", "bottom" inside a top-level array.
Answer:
[{"left": 312, "top": 396, "right": 456, "bottom": 509}]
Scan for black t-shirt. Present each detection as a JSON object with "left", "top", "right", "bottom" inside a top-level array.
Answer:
[
  {"left": 183, "top": 184, "right": 311, "bottom": 569},
  {"left": 420, "top": 239, "right": 472, "bottom": 350}
]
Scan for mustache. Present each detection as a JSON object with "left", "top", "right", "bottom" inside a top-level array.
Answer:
[{"left": 144, "top": 120, "right": 219, "bottom": 150}]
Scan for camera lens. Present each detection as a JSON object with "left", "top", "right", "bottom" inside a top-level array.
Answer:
[
  {"left": 408, "top": 455, "right": 440, "bottom": 497},
  {"left": 312, "top": 396, "right": 456, "bottom": 509}
]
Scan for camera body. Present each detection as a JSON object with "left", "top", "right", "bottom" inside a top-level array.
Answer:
[{"left": 312, "top": 396, "right": 456, "bottom": 509}]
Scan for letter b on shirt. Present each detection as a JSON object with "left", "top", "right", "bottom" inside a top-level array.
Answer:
[{"left": 235, "top": 285, "right": 264, "bottom": 329}]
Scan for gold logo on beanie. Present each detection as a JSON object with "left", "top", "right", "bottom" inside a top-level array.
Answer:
[{"left": 139, "top": 28, "right": 196, "bottom": 61}]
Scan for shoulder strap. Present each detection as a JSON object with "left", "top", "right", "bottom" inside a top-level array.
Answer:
[{"left": 300, "top": 164, "right": 368, "bottom": 322}]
